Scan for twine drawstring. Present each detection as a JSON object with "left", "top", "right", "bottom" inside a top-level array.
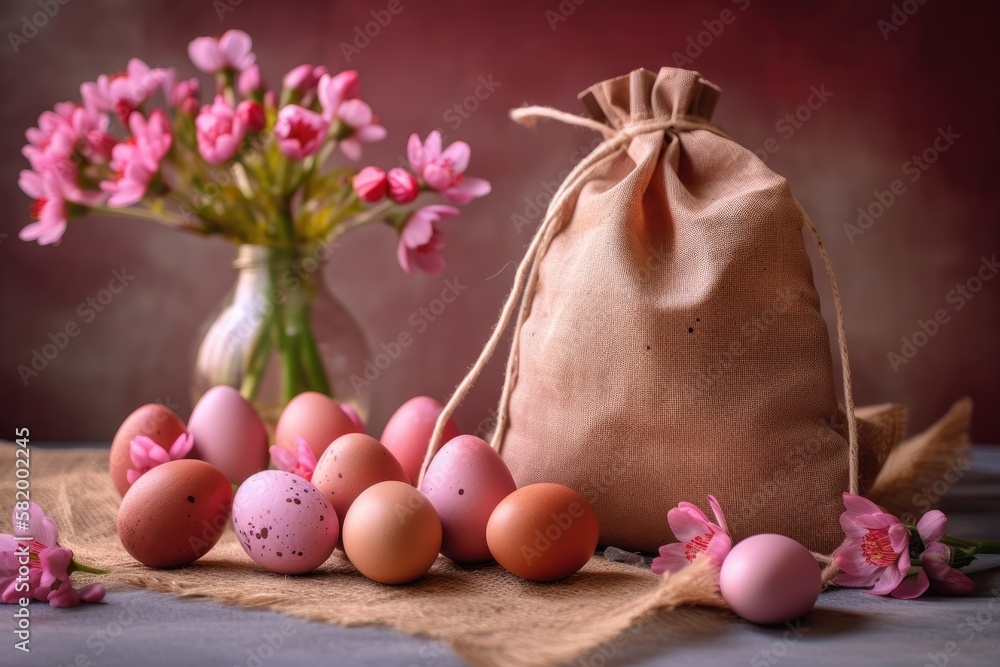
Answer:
[{"left": 416, "top": 105, "right": 858, "bottom": 496}]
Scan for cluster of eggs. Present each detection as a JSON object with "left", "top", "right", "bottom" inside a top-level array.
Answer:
[{"left": 112, "top": 389, "right": 599, "bottom": 584}]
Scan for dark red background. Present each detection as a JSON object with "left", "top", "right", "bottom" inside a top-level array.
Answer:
[{"left": 1, "top": 0, "right": 997, "bottom": 442}]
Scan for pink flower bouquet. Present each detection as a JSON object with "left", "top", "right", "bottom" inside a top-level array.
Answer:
[{"left": 16, "top": 30, "right": 490, "bottom": 404}]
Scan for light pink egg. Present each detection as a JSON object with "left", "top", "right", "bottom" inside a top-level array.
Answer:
[
  {"left": 188, "top": 385, "right": 269, "bottom": 484},
  {"left": 719, "top": 533, "right": 821, "bottom": 625},
  {"left": 420, "top": 435, "right": 516, "bottom": 563},
  {"left": 232, "top": 470, "right": 338, "bottom": 575},
  {"left": 380, "top": 396, "right": 459, "bottom": 485}
]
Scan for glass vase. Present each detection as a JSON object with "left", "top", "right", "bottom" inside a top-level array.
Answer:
[{"left": 191, "top": 244, "right": 371, "bottom": 426}]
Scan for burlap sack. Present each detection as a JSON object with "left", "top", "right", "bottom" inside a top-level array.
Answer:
[{"left": 425, "top": 67, "right": 905, "bottom": 554}]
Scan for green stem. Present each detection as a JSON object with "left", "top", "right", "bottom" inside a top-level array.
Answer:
[
  {"left": 239, "top": 319, "right": 275, "bottom": 401},
  {"left": 70, "top": 559, "right": 110, "bottom": 575},
  {"left": 941, "top": 536, "right": 1000, "bottom": 555},
  {"left": 91, "top": 205, "right": 198, "bottom": 231},
  {"left": 293, "top": 303, "right": 331, "bottom": 395}
]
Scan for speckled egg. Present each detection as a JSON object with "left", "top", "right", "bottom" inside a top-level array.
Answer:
[
  {"left": 311, "top": 433, "right": 409, "bottom": 541},
  {"left": 232, "top": 470, "right": 338, "bottom": 575},
  {"left": 110, "top": 403, "right": 188, "bottom": 497},
  {"left": 420, "top": 435, "right": 517, "bottom": 563},
  {"left": 117, "top": 459, "right": 232, "bottom": 568}
]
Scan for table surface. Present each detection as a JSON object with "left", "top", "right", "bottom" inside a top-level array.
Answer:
[{"left": 3, "top": 446, "right": 999, "bottom": 667}]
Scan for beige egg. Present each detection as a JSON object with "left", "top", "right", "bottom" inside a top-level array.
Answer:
[
  {"left": 275, "top": 392, "right": 360, "bottom": 460},
  {"left": 342, "top": 481, "right": 442, "bottom": 584},
  {"left": 312, "top": 433, "right": 408, "bottom": 544}
]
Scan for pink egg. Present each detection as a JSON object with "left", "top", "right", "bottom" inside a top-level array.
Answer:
[
  {"left": 719, "top": 534, "right": 821, "bottom": 625},
  {"left": 380, "top": 396, "right": 459, "bottom": 485},
  {"left": 232, "top": 470, "right": 338, "bottom": 575},
  {"left": 188, "top": 385, "right": 269, "bottom": 484},
  {"left": 420, "top": 435, "right": 517, "bottom": 563}
]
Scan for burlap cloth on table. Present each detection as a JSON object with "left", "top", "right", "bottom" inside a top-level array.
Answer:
[{"left": 1, "top": 444, "right": 732, "bottom": 667}]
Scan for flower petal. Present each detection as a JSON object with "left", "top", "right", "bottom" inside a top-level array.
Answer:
[
  {"left": 440, "top": 140, "right": 471, "bottom": 173},
  {"left": 22, "top": 503, "right": 58, "bottom": 546},
  {"left": 833, "top": 569, "right": 882, "bottom": 588},
  {"left": 707, "top": 495, "right": 729, "bottom": 535},
  {"left": 269, "top": 446, "right": 296, "bottom": 473},
  {"left": 651, "top": 543, "right": 689, "bottom": 575},
  {"left": 667, "top": 505, "right": 710, "bottom": 543},
  {"left": 401, "top": 215, "right": 434, "bottom": 248},
  {"left": 40, "top": 547, "right": 72, "bottom": 589},
  {"left": 443, "top": 177, "right": 492, "bottom": 205},
  {"left": 890, "top": 569, "right": 929, "bottom": 599},
  {"left": 407, "top": 133, "right": 425, "bottom": 172},
  {"left": 168, "top": 432, "right": 194, "bottom": 459},
  {"left": 834, "top": 540, "right": 878, "bottom": 577},
  {"left": 842, "top": 493, "right": 883, "bottom": 518},
  {"left": 703, "top": 532, "right": 732, "bottom": 566},
  {"left": 78, "top": 583, "right": 106, "bottom": 603},
  {"left": 916, "top": 510, "right": 947, "bottom": 544},
  {"left": 868, "top": 563, "right": 905, "bottom": 596}
]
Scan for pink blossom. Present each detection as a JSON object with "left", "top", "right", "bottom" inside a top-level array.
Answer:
[
  {"left": 196, "top": 95, "right": 246, "bottom": 166},
  {"left": 283, "top": 64, "right": 328, "bottom": 93},
  {"left": 317, "top": 70, "right": 361, "bottom": 119},
  {"left": 0, "top": 503, "right": 105, "bottom": 607},
  {"left": 396, "top": 205, "right": 458, "bottom": 275},
  {"left": 80, "top": 58, "right": 173, "bottom": 123},
  {"left": 340, "top": 403, "right": 366, "bottom": 434},
  {"left": 922, "top": 542, "right": 975, "bottom": 595},
  {"left": 352, "top": 166, "right": 387, "bottom": 202},
  {"left": 238, "top": 64, "right": 263, "bottom": 97},
  {"left": 101, "top": 109, "right": 173, "bottom": 207},
  {"left": 274, "top": 105, "right": 329, "bottom": 159},
  {"left": 237, "top": 100, "right": 265, "bottom": 133},
  {"left": 18, "top": 169, "right": 69, "bottom": 245},
  {"left": 387, "top": 168, "right": 419, "bottom": 204},
  {"left": 833, "top": 493, "right": 912, "bottom": 596},
  {"left": 187, "top": 30, "right": 256, "bottom": 74},
  {"left": 127, "top": 432, "right": 194, "bottom": 485},
  {"left": 407, "top": 131, "right": 491, "bottom": 204},
  {"left": 270, "top": 437, "right": 317, "bottom": 482},
  {"left": 651, "top": 495, "right": 731, "bottom": 575},
  {"left": 171, "top": 78, "right": 200, "bottom": 115},
  {"left": 333, "top": 99, "right": 385, "bottom": 161}
]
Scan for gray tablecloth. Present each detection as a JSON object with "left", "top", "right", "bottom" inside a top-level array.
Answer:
[{"left": 3, "top": 447, "right": 999, "bottom": 667}]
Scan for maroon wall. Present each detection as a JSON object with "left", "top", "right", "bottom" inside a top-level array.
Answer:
[{"left": 1, "top": 0, "right": 997, "bottom": 442}]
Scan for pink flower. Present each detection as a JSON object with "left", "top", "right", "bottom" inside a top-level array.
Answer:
[
  {"left": 317, "top": 70, "right": 361, "bottom": 119},
  {"left": 274, "top": 105, "right": 329, "bottom": 159},
  {"left": 283, "top": 64, "right": 328, "bottom": 93},
  {"left": 922, "top": 541, "right": 975, "bottom": 595},
  {"left": 333, "top": 100, "right": 385, "bottom": 161},
  {"left": 833, "top": 493, "right": 912, "bottom": 596},
  {"left": 237, "top": 100, "right": 265, "bottom": 133},
  {"left": 196, "top": 95, "right": 246, "bottom": 166},
  {"left": 396, "top": 205, "right": 458, "bottom": 275},
  {"left": 127, "top": 432, "right": 194, "bottom": 485},
  {"left": 387, "top": 168, "right": 419, "bottom": 204},
  {"left": 238, "top": 64, "right": 263, "bottom": 97},
  {"left": 80, "top": 59, "right": 173, "bottom": 124},
  {"left": 187, "top": 30, "right": 256, "bottom": 74},
  {"left": 18, "top": 169, "right": 69, "bottom": 245},
  {"left": 270, "top": 437, "right": 317, "bottom": 482},
  {"left": 651, "top": 495, "right": 731, "bottom": 575},
  {"left": 0, "top": 503, "right": 105, "bottom": 607},
  {"left": 171, "top": 78, "right": 200, "bottom": 115},
  {"left": 101, "top": 110, "right": 173, "bottom": 207},
  {"left": 340, "top": 403, "right": 366, "bottom": 434},
  {"left": 407, "top": 131, "right": 491, "bottom": 204},
  {"left": 352, "top": 166, "right": 387, "bottom": 202}
]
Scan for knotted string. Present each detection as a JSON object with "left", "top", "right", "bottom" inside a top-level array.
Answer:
[{"left": 417, "top": 105, "right": 859, "bottom": 498}]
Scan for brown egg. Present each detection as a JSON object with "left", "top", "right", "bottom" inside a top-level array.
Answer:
[
  {"left": 486, "top": 483, "right": 599, "bottom": 582},
  {"left": 275, "top": 391, "right": 360, "bottom": 460},
  {"left": 342, "top": 481, "right": 442, "bottom": 584},
  {"left": 117, "top": 459, "right": 232, "bottom": 568},
  {"left": 312, "top": 433, "right": 409, "bottom": 544},
  {"left": 109, "top": 403, "right": 188, "bottom": 497}
]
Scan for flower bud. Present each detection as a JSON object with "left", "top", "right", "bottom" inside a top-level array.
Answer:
[
  {"left": 237, "top": 64, "right": 262, "bottom": 96},
  {"left": 352, "top": 166, "right": 387, "bottom": 202},
  {"left": 386, "top": 168, "right": 419, "bottom": 204},
  {"left": 237, "top": 100, "right": 265, "bottom": 133}
]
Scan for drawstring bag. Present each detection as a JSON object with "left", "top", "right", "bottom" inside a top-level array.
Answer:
[{"left": 421, "top": 68, "right": 954, "bottom": 555}]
